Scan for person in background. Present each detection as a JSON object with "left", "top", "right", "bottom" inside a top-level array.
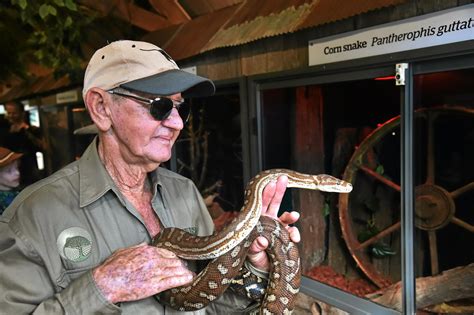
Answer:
[
  {"left": 0, "top": 147, "right": 23, "bottom": 215},
  {"left": 0, "top": 115, "right": 9, "bottom": 141},
  {"left": 0, "top": 40, "right": 300, "bottom": 314},
  {"left": 3, "top": 101, "right": 45, "bottom": 186}
]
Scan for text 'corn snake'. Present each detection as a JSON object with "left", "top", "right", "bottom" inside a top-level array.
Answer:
[{"left": 152, "top": 169, "right": 353, "bottom": 314}]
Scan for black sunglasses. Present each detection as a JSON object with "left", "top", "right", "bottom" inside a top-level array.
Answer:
[{"left": 108, "top": 90, "right": 190, "bottom": 122}]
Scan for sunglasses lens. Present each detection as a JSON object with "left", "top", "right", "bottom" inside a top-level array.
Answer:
[
  {"left": 149, "top": 98, "right": 173, "bottom": 120},
  {"left": 149, "top": 98, "right": 190, "bottom": 122},
  {"left": 178, "top": 102, "right": 190, "bottom": 122}
]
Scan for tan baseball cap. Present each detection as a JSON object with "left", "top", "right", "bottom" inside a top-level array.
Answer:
[{"left": 82, "top": 40, "right": 215, "bottom": 99}]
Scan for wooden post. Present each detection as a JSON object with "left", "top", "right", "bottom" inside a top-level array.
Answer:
[{"left": 293, "top": 86, "right": 326, "bottom": 273}]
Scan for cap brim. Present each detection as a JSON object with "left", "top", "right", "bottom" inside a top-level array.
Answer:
[
  {"left": 120, "top": 69, "right": 215, "bottom": 98},
  {"left": 74, "top": 124, "right": 98, "bottom": 135},
  {"left": 0, "top": 152, "right": 23, "bottom": 167}
]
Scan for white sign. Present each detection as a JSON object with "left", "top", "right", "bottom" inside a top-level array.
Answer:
[
  {"left": 56, "top": 90, "right": 78, "bottom": 104},
  {"left": 182, "top": 66, "right": 197, "bottom": 75},
  {"left": 309, "top": 4, "right": 474, "bottom": 66}
]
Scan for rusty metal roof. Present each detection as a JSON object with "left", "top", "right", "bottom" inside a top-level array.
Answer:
[
  {"left": 2, "top": 0, "right": 409, "bottom": 102},
  {"left": 0, "top": 74, "right": 71, "bottom": 103},
  {"left": 300, "top": 0, "right": 408, "bottom": 29},
  {"left": 158, "top": 0, "right": 408, "bottom": 59},
  {"left": 146, "top": 4, "right": 240, "bottom": 60}
]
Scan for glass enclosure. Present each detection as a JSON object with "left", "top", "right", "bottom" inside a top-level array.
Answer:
[
  {"left": 40, "top": 104, "right": 73, "bottom": 174},
  {"left": 257, "top": 61, "right": 474, "bottom": 313},
  {"left": 260, "top": 75, "right": 402, "bottom": 312},
  {"left": 38, "top": 101, "right": 93, "bottom": 176},
  {"left": 173, "top": 85, "right": 245, "bottom": 222}
]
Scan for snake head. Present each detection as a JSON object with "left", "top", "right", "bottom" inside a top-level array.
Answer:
[{"left": 314, "top": 175, "right": 353, "bottom": 193}]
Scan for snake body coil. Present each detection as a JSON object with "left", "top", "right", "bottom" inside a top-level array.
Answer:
[{"left": 152, "top": 169, "right": 352, "bottom": 314}]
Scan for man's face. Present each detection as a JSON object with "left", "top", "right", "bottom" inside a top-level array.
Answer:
[
  {"left": 0, "top": 160, "right": 21, "bottom": 190},
  {"left": 108, "top": 92, "right": 185, "bottom": 168},
  {"left": 5, "top": 103, "right": 23, "bottom": 124}
]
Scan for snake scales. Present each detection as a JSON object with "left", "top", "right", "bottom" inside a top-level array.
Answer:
[{"left": 152, "top": 169, "right": 353, "bottom": 314}]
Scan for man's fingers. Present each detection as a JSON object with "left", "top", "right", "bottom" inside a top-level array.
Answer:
[
  {"left": 136, "top": 266, "right": 195, "bottom": 296},
  {"left": 154, "top": 247, "right": 178, "bottom": 259},
  {"left": 261, "top": 181, "right": 276, "bottom": 210},
  {"left": 278, "top": 211, "right": 300, "bottom": 225},
  {"left": 248, "top": 236, "right": 269, "bottom": 254},
  {"left": 158, "top": 271, "right": 195, "bottom": 290},
  {"left": 262, "top": 175, "right": 288, "bottom": 217},
  {"left": 152, "top": 265, "right": 194, "bottom": 279},
  {"left": 288, "top": 226, "right": 301, "bottom": 243}
]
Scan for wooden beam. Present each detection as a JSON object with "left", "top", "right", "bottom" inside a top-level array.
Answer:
[
  {"left": 114, "top": 0, "right": 172, "bottom": 31},
  {"left": 78, "top": 0, "right": 117, "bottom": 16},
  {"left": 79, "top": 0, "right": 181, "bottom": 32},
  {"left": 148, "top": 0, "right": 191, "bottom": 24}
]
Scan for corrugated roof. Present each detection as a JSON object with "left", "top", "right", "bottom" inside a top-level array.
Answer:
[
  {"left": 224, "top": 0, "right": 313, "bottom": 27},
  {"left": 147, "top": 4, "right": 240, "bottom": 60},
  {"left": 0, "top": 74, "right": 70, "bottom": 103},
  {"left": 156, "top": 0, "right": 408, "bottom": 59},
  {"left": 299, "top": 0, "right": 408, "bottom": 29},
  {"left": 202, "top": 0, "right": 315, "bottom": 52},
  {"left": 3, "top": 0, "right": 409, "bottom": 102}
]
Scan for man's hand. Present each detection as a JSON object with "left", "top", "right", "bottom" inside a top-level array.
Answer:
[
  {"left": 9, "top": 122, "right": 29, "bottom": 133},
  {"left": 92, "top": 243, "right": 194, "bottom": 304},
  {"left": 247, "top": 175, "right": 301, "bottom": 271}
]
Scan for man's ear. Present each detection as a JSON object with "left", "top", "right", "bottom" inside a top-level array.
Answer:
[{"left": 84, "top": 88, "right": 113, "bottom": 132}]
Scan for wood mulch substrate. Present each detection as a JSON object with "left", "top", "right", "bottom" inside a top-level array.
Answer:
[
  {"left": 213, "top": 211, "right": 240, "bottom": 232},
  {"left": 306, "top": 265, "right": 377, "bottom": 297}
]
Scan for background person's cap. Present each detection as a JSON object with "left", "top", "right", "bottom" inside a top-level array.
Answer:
[
  {"left": 82, "top": 40, "right": 215, "bottom": 99},
  {"left": 0, "top": 147, "right": 23, "bottom": 168},
  {"left": 73, "top": 124, "right": 98, "bottom": 135}
]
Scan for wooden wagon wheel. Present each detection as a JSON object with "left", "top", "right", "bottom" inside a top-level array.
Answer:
[{"left": 338, "top": 106, "right": 474, "bottom": 288}]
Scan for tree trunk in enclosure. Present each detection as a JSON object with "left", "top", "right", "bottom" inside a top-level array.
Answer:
[
  {"left": 293, "top": 86, "right": 325, "bottom": 273},
  {"left": 367, "top": 263, "right": 474, "bottom": 312},
  {"left": 293, "top": 263, "right": 474, "bottom": 314}
]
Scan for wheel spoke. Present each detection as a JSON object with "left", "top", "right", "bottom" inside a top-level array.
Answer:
[
  {"left": 428, "top": 231, "right": 439, "bottom": 275},
  {"left": 451, "top": 216, "right": 474, "bottom": 233},
  {"left": 355, "top": 221, "right": 401, "bottom": 250},
  {"left": 359, "top": 165, "right": 401, "bottom": 192},
  {"left": 450, "top": 182, "right": 474, "bottom": 199}
]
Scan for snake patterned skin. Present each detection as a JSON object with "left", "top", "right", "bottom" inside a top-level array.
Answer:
[{"left": 153, "top": 169, "right": 353, "bottom": 314}]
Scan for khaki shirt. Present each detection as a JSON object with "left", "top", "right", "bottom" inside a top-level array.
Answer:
[{"left": 0, "top": 139, "right": 250, "bottom": 314}]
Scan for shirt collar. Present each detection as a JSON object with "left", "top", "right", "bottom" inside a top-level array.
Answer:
[
  {"left": 78, "top": 137, "right": 163, "bottom": 208},
  {"left": 78, "top": 137, "right": 119, "bottom": 207},
  {"left": 149, "top": 170, "right": 162, "bottom": 189}
]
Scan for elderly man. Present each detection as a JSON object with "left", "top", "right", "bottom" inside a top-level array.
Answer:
[{"left": 0, "top": 40, "right": 300, "bottom": 314}]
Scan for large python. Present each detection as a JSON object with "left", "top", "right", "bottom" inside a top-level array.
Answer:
[{"left": 152, "top": 169, "right": 353, "bottom": 314}]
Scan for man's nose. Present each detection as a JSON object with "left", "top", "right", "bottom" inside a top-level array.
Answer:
[{"left": 162, "top": 108, "right": 184, "bottom": 130}]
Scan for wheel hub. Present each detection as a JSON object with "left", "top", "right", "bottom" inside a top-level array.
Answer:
[{"left": 415, "top": 184, "right": 455, "bottom": 231}]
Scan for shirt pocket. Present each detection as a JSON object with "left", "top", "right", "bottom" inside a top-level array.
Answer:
[{"left": 56, "top": 251, "right": 100, "bottom": 289}]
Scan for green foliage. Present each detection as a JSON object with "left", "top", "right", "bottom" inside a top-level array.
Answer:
[
  {"left": 370, "top": 242, "right": 396, "bottom": 257},
  {"left": 375, "top": 164, "right": 385, "bottom": 175},
  {"left": 1, "top": 0, "right": 95, "bottom": 81},
  {"left": 357, "top": 219, "right": 396, "bottom": 258},
  {"left": 322, "top": 201, "right": 331, "bottom": 217}
]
